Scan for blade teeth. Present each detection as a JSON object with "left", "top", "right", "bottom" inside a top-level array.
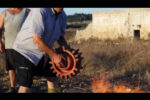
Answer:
[
  {"left": 75, "top": 59, "right": 79, "bottom": 61},
  {"left": 74, "top": 68, "right": 78, "bottom": 71},
  {"left": 56, "top": 73, "right": 60, "bottom": 77},
  {"left": 75, "top": 54, "right": 79, "bottom": 58},
  {"left": 53, "top": 70, "right": 56, "bottom": 73},
  {"left": 60, "top": 75, "right": 63, "bottom": 79},
  {"left": 72, "top": 50, "right": 76, "bottom": 54},
  {"left": 72, "top": 72, "right": 75, "bottom": 75},
  {"left": 50, "top": 66, "right": 54, "bottom": 69},
  {"left": 49, "top": 61, "right": 53, "bottom": 64},
  {"left": 69, "top": 75, "right": 72, "bottom": 78},
  {"left": 65, "top": 75, "right": 67, "bottom": 79}
]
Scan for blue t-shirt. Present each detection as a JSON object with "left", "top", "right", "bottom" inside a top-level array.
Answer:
[{"left": 13, "top": 8, "right": 67, "bottom": 66}]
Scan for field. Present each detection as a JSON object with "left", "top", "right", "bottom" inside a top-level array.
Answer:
[
  {"left": 70, "top": 39, "right": 150, "bottom": 92},
  {"left": 1, "top": 21, "right": 150, "bottom": 93}
]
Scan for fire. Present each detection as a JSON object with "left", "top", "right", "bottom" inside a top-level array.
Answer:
[{"left": 90, "top": 74, "right": 146, "bottom": 93}]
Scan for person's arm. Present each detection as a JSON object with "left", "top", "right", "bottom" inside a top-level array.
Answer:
[
  {"left": 33, "top": 33, "right": 57, "bottom": 57},
  {"left": 31, "top": 9, "right": 57, "bottom": 57},
  {"left": 33, "top": 33, "right": 63, "bottom": 66},
  {"left": 57, "top": 36, "right": 70, "bottom": 49},
  {"left": 57, "top": 12, "right": 69, "bottom": 49},
  {"left": 31, "top": 8, "right": 63, "bottom": 66},
  {"left": 0, "top": 11, "right": 5, "bottom": 52}
]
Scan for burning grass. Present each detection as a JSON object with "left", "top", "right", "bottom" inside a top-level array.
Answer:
[
  {"left": 90, "top": 74, "right": 146, "bottom": 93},
  {"left": 69, "top": 39, "right": 150, "bottom": 92}
]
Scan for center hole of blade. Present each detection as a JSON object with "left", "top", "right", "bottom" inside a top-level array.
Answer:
[{"left": 60, "top": 53, "right": 68, "bottom": 68}]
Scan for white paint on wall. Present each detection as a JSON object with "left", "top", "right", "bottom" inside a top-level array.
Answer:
[{"left": 75, "top": 8, "right": 150, "bottom": 40}]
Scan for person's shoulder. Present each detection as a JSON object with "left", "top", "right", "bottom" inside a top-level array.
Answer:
[
  {"left": 61, "top": 10, "right": 67, "bottom": 20},
  {"left": 32, "top": 8, "right": 47, "bottom": 14},
  {"left": 62, "top": 10, "right": 67, "bottom": 17}
]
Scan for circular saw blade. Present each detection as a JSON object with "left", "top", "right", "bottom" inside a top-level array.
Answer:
[{"left": 49, "top": 46, "right": 83, "bottom": 79}]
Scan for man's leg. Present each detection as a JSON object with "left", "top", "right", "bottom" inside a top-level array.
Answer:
[
  {"left": 5, "top": 49, "right": 17, "bottom": 93},
  {"left": 17, "top": 66, "right": 34, "bottom": 93},
  {"left": 9, "top": 50, "right": 34, "bottom": 93},
  {"left": 18, "top": 86, "right": 30, "bottom": 93},
  {"left": 47, "top": 77, "right": 60, "bottom": 93},
  {"left": 16, "top": 59, "right": 34, "bottom": 93},
  {"left": 9, "top": 70, "right": 16, "bottom": 88},
  {"left": 37, "top": 56, "right": 61, "bottom": 93},
  {"left": 6, "top": 69, "right": 16, "bottom": 93}
]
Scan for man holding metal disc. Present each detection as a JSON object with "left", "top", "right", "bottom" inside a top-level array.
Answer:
[{"left": 12, "top": 8, "right": 70, "bottom": 93}]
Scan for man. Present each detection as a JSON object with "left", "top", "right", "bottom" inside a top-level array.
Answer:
[
  {"left": 12, "top": 8, "right": 69, "bottom": 93},
  {"left": 0, "top": 8, "right": 30, "bottom": 93}
]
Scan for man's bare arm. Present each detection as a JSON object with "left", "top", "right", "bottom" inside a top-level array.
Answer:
[
  {"left": 0, "top": 11, "right": 5, "bottom": 52},
  {"left": 33, "top": 33, "right": 64, "bottom": 66},
  {"left": 33, "top": 33, "right": 56, "bottom": 57},
  {"left": 0, "top": 11, "right": 5, "bottom": 41},
  {"left": 57, "top": 36, "right": 70, "bottom": 49}
]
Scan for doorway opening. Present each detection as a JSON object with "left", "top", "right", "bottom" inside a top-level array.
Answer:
[{"left": 134, "top": 30, "right": 140, "bottom": 40}]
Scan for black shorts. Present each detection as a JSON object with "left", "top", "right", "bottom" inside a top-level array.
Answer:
[
  {"left": 11, "top": 50, "right": 56, "bottom": 88},
  {"left": 5, "top": 49, "right": 16, "bottom": 71}
]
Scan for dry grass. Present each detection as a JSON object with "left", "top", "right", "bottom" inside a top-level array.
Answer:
[{"left": 69, "top": 38, "right": 150, "bottom": 84}]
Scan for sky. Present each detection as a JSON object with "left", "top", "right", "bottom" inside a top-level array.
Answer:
[
  {"left": 0, "top": 8, "right": 128, "bottom": 15},
  {"left": 64, "top": 8, "right": 128, "bottom": 15}
]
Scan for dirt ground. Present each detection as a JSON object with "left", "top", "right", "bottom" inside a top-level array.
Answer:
[
  {"left": 0, "top": 73, "right": 93, "bottom": 93},
  {"left": 1, "top": 72, "right": 150, "bottom": 93}
]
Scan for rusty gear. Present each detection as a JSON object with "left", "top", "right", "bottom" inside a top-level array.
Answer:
[{"left": 49, "top": 46, "right": 83, "bottom": 79}]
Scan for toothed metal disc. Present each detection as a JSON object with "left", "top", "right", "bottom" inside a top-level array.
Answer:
[{"left": 49, "top": 46, "right": 82, "bottom": 79}]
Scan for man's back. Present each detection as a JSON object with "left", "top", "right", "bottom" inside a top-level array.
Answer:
[
  {"left": 13, "top": 8, "right": 67, "bottom": 66},
  {"left": 4, "top": 8, "right": 27, "bottom": 49}
]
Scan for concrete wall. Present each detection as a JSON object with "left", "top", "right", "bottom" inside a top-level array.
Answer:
[{"left": 75, "top": 8, "right": 150, "bottom": 40}]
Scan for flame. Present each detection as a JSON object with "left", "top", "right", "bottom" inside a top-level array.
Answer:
[{"left": 90, "top": 74, "right": 146, "bottom": 93}]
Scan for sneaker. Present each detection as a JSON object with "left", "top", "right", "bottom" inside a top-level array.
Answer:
[
  {"left": 56, "top": 87, "right": 62, "bottom": 93},
  {"left": 6, "top": 88, "right": 17, "bottom": 93},
  {"left": 47, "top": 88, "right": 62, "bottom": 93},
  {"left": 48, "top": 88, "right": 57, "bottom": 93}
]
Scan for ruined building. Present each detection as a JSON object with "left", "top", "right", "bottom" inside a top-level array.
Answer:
[{"left": 75, "top": 8, "right": 150, "bottom": 40}]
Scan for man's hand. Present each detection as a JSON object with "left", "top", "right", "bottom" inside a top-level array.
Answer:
[{"left": 51, "top": 52, "right": 65, "bottom": 67}]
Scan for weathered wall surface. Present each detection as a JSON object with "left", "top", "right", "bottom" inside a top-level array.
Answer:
[{"left": 75, "top": 8, "right": 150, "bottom": 40}]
